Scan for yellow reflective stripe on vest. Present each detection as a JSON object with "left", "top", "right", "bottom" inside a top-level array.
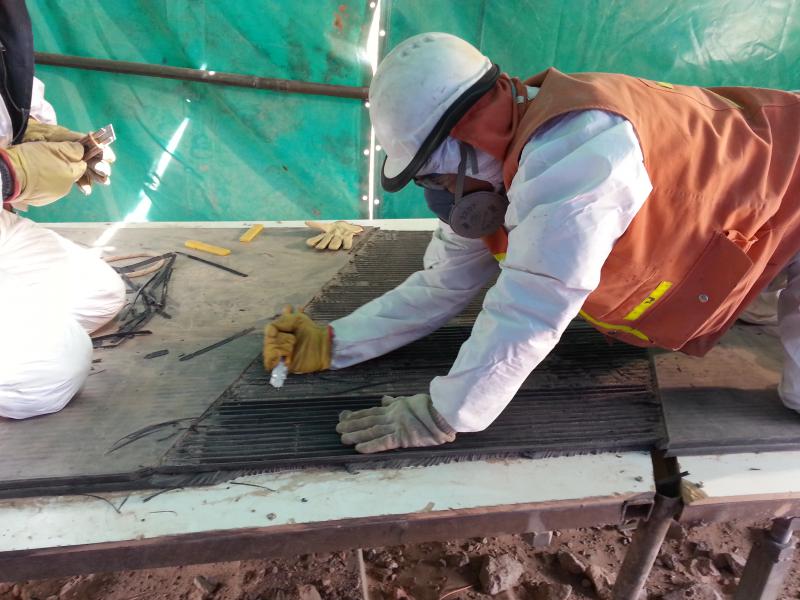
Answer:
[
  {"left": 489, "top": 252, "right": 660, "bottom": 340},
  {"left": 578, "top": 310, "right": 651, "bottom": 342},
  {"left": 580, "top": 281, "right": 673, "bottom": 340},
  {"left": 623, "top": 281, "right": 673, "bottom": 321}
]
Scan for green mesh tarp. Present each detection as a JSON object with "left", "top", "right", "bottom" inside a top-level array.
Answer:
[
  {"left": 28, "top": 1, "right": 371, "bottom": 222},
  {"left": 25, "top": 0, "right": 800, "bottom": 222},
  {"left": 380, "top": 0, "right": 800, "bottom": 218}
]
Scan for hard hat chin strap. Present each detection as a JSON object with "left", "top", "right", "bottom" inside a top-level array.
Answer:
[{"left": 448, "top": 142, "right": 509, "bottom": 239}]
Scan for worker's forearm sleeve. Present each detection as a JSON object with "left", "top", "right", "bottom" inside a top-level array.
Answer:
[
  {"left": 329, "top": 225, "right": 499, "bottom": 369},
  {"left": 430, "top": 401, "right": 456, "bottom": 435}
]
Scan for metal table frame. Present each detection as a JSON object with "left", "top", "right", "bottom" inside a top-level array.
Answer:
[
  {"left": 0, "top": 453, "right": 655, "bottom": 582},
  {"left": 614, "top": 451, "right": 800, "bottom": 600},
  {"left": 5, "top": 222, "right": 798, "bottom": 598}
]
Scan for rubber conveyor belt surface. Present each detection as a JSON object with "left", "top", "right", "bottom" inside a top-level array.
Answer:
[
  {"left": 0, "top": 229, "right": 664, "bottom": 497},
  {"left": 163, "top": 230, "right": 664, "bottom": 471}
]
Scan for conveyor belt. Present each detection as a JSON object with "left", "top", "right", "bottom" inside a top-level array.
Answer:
[
  {"left": 657, "top": 325, "right": 800, "bottom": 456},
  {"left": 163, "top": 324, "right": 662, "bottom": 469},
  {"left": 662, "top": 387, "right": 800, "bottom": 455},
  {"left": 162, "top": 231, "right": 663, "bottom": 471},
  {"left": 0, "top": 226, "right": 358, "bottom": 499},
  {"left": 0, "top": 229, "right": 665, "bottom": 497},
  {"left": 11, "top": 228, "right": 795, "bottom": 497}
]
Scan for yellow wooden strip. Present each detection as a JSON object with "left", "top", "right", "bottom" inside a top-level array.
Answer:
[
  {"left": 579, "top": 310, "right": 650, "bottom": 342},
  {"left": 623, "top": 281, "right": 673, "bottom": 321},
  {"left": 184, "top": 240, "right": 231, "bottom": 256},
  {"left": 239, "top": 224, "right": 264, "bottom": 243},
  {"left": 656, "top": 81, "right": 674, "bottom": 89}
]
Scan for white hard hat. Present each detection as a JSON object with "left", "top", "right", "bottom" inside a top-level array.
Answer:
[{"left": 369, "top": 32, "right": 499, "bottom": 192}]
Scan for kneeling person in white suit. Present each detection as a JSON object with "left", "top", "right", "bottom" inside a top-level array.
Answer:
[{"left": 0, "top": 0, "right": 124, "bottom": 418}]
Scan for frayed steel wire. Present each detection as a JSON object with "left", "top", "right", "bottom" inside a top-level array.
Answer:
[{"left": 94, "top": 253, "right": 177, "bottom": 349}]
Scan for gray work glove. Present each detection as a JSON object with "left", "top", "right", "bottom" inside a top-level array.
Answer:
[{"left": 336, "top": 393, "right": 456, "bottom": 454}]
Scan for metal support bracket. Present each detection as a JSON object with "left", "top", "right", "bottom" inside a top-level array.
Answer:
[
  {"left": 612, "top": 494, "right": 682, "bottom": 600},
  {"left": 621, "top": 495, "right": 656, "bottom": 522}
]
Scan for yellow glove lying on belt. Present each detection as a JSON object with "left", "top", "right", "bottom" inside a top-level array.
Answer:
[
  {"left": 1, "top": 141, "right": 87, "bottom": 208},
  {"left": 23, "top": 119, "right": 115, "bottom": 195},
  {"left": 263, "top": 305, "right": 332, "bottom": 374},
  {"left": 305, "top": 220, "right": 364, "bottom": 251}
]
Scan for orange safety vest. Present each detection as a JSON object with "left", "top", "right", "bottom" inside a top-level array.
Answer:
[{"left": 457, "top": 69, "right": 800, "bottom": 356}]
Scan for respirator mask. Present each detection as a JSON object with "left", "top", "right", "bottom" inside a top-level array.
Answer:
[{"left": 414, "top": 142, "right": 508, "bottom": 239}]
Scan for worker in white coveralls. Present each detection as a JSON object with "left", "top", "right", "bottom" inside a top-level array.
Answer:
[
  {"left": 264, "top": 33, "right": 800, "bottom": 453},
  {"left": 0, "top": 0, "right": 125, "bottom": 419}
]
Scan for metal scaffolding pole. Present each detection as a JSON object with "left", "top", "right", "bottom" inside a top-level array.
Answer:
[
  {"left": 612, "top": 494, "right": 683, "bottom": 600},
  {"left": 734, "top": 517, "right": 798, "bottom": 600},
  {"left": 34, "top": 52, "right": 369, "bottom": 100}
]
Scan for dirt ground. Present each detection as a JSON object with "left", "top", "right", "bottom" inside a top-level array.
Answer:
[{"left": 3, "top": 519, "right": 799, "bottom": 600}]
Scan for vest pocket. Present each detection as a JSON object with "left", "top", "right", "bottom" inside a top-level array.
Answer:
[
  {"left": 725, "top": 229, "right": 758, "bottom": 252},
  {"left": 634, "top": 231, "right": 754, "bottom": 349}
]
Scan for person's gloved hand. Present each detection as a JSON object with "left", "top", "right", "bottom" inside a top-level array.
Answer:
[
  {"left": 1, "top": 141, "right": 87, "bottom": 207},
  {"left": 263, "top": 305, "right": 332, "bottom": 373},
  {"left": 22, "top": 119, "right": 84, "bottom": 143},
  {"left": 337, "top": 394, "right": 456, "bottom": 453},
  {"left": 22, "top": 119, "right": 115, "bottom": 196},
  {"left": 74, "top": 145, "right": 115, "bottom": 196},
  {"left": 305, "top": 220, "right": 364, "bottom": 251}
]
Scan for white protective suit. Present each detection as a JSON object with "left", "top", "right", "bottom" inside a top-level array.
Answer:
[
  {"left": 331, "top": 97, "right": 800, "bottom": 431},
  {"left": 0, "top": 79, "right": 125, "bottom": 419}
]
